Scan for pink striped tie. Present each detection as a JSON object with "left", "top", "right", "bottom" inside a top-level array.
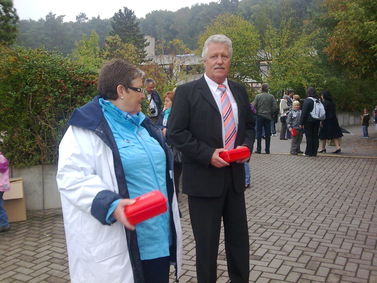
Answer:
[{"left": 218, "top": 84, "right": 236, "bottom": 150}]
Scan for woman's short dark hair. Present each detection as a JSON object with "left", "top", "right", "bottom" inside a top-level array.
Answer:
[
  {"left": 306, "top": 87, "right": 317, "bottom": 98},
  {"left": 97, "top": 59, "right": 144, "bottom": 100},
  {"left": 321, "top": 90, "right": 332, "bottom": 102}
]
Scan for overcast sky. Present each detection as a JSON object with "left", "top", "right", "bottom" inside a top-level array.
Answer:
[{"left": 13, "top": 0, "right": 216, "bottom": 21}]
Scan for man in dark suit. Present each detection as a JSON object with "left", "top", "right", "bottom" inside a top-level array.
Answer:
[
  {"left": 168, "top": 34, "right": 255, "bottom": 283},
  {"left": 144, "top": 78, "right": 163, "bottom": 124}
]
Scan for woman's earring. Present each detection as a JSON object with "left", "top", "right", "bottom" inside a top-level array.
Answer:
[{"left": 120, "top": 96, "right": 124, "bottom": 100}]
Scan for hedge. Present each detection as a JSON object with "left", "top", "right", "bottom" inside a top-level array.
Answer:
[{"left": 0, "top": 45, "right": 98, "bottom": 167}]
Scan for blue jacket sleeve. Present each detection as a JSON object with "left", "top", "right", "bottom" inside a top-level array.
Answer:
[{"left": 91, "top": 190, "right": 121, "bottom": 225}]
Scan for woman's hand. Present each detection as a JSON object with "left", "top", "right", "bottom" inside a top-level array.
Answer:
[{"left": 112, "top": 199, "right": 136, "bottom": 230}]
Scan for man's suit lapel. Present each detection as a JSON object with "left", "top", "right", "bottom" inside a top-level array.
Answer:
[{"left": 197, "top": 76, "right": 220, "bottom": 114}]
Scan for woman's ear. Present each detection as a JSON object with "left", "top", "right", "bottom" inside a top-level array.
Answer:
[{"left": 116, "top": 84, "right": 126, "bottom": 97}]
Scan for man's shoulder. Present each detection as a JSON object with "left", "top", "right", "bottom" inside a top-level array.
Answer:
[
  {"left": 259, "top": 92, "right": 274, "bottom": 99},
  {"left": 176, "top": 77, "right": 205, "bottom": 94},
  {"left": 228, "top": 79, "right": 245, "bottom": 91}
]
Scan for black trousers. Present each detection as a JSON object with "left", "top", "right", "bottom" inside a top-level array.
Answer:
[
  {"left": 173, "top": 162, "right": 182, "bottom": 197},
  {"left": 304, "top": 121, "right": 320, "bottom": 156},
  {"left": 141, "top": 256, "right": 170, "bottom": 283},
  {"left": 280, "top": 117, "right": 287, "bottom": 139},
  {"left": 188, "top": 168, "right": 249, "bottom": 283}
]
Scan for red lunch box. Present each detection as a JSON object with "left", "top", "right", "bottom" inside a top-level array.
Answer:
[
  {"left": 219, "top": 147, "right": 251, "bottom": 163},
  {"left": 290, "top": 128, "right": 297, "bottom": 137},
  {"left": 124, "top": 190, "right": 168, "bottom": 225}
]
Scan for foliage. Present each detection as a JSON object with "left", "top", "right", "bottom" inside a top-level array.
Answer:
[
  {"left": 262, "top": 18, "right": 324, "bottom": 95},
  {"left": 197, "top": 14, "right": 261, "bottom": 86},
  {"left": 101, "top": 35, "right": 139, "bottom": 64},
  {"left": 16, "top": 14, "right": 111, "bottom": 55},
  {"left": 140, "top": 64, "right": 172, "bottom": 94},
  {"left": 71, "top": 31, "right": 103, "bottom": 71},
  {"left": 0, "top": 46, "right": 98, "bottom": 167},
  {"left": 0, "top": 0, "right": 19, "bottom": 45},
  {"left": 155, "top": 39, "right": 192, "bottom": 55},
  {"left": 324, "top": 0, "right": 377, "bottom": 79},
  {"left": 140, "top": 2, "right": 230, "bottom": 49},
  {"left": 110, "top": 7, "right": 148, "bottom": 63}
]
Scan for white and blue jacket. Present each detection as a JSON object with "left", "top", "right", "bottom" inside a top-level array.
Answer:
[{"left": 56, "top": 96, "right": 182, "bottom": 283}]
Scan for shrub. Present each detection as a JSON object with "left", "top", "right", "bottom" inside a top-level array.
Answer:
[{"left": 0, "top": 45, "right": 98, "bottom": 167}]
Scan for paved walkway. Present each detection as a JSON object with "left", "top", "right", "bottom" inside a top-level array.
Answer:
[{"left": 0, "top": 125, "right": 376, "bottom": 282}]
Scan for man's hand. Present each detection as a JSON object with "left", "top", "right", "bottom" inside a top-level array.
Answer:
[
  {"left": 210, "top": 148, "right": 229, "bottom": 168},
  {"left": 112, "top": 199, "right": 136, "bottom": 230},
  {"left": 235, "top": 145, "right": 250, "bottom": 163}
]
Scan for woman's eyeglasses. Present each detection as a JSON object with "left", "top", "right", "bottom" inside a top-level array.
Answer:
[{"left": 128, "top": 86, "right": 144, "bottom": 93}]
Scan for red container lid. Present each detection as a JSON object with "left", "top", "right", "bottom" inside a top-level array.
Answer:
[
  {"left": 219, "top": 147, "right": 250, "bottom": 163},
  {"left": 124, "top": 190, "right": 167, "bottom": 225}
]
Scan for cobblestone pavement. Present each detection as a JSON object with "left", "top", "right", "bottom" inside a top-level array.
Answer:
[{"left": 0, "top": 126, "right": 376, "bottom": 283}]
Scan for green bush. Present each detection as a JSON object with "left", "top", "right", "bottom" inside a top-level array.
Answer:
[{"left": 0, "top": 45, "right": 98, "bottom": 167}]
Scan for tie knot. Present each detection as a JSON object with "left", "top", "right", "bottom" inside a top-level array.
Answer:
[{"left": 218, "top": 84, "right": 226, "bottom": 94}]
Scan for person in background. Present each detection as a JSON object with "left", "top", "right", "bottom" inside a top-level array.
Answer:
[
  {"left": 244, "top": 103, "right": 257, "bottom": 188},
  {"left": 157, "top": 91, "right": 183, "bottom": 198},
  {"left": 252, "top": 83, "right": 278, "bottom": 154},
  {"left": 373, "top": 105, "right": 377, "bottom": 126},
  {"left": 287, "top": 89, "right": 294, "bottom": 108},
  {"left": 287, "top": 101, "right": 303, "bottom": 155},
  {"left": 145, "top": 78, "right": 163, "bottom": 124},
  {"left": 361, "top": 108, "right": 370, "bottom": 138},
  {"left": 293, "top": 94, "right": 302, "bottom": 107},
  {"left": 300, "top": 87, "right": 321, "bottom": 157},
  {"left": 56, "top": 59, "right": 181, "bottom": 283},
  {"left": 279, "top": 94, "right": 290, "bottom": 140},
  {"left": 271, "top": 104, "right": 278, "bottom": 137},
  {"left": 0, "top": 152, "right": 11, "bottom": 232},
  {"left": 168, "top": 34, "right": 255, "bottom": 283},
  {"left": 318, "top": 90, "right": 343, "bottom": 153}
]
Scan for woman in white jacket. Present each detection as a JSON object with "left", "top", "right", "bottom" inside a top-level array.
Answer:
[
  {"left": 279, "top": 95, "right": 290, "bottom": 140},
  {"left": 56, "top": 59, "right": 181, "bottom": 283}
]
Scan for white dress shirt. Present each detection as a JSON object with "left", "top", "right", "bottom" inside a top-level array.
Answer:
[{"left": 204, "top": 74, "right": 239, "bottom": 147}]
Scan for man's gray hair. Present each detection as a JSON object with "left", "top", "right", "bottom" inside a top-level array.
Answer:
[
  {"left": 144, "top": 78, "right": 156, "bottom": 86},
  {"left": 202, "top": 34, "right": 233, "bottom": 59}
]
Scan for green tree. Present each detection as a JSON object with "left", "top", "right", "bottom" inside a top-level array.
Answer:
[
  {"left": 71, "top": 31, "right": 103, "bottom": 71},
  {"left": 262, "top": 18, "right": 324, "bottom": 94},
  {"left": 0, "top": 0, "right": 19, "bottom": 45},
  {"left": 102, "top": 34, "right": 139, "bottom": 64},
  {"left": 324, "top": 0, "right": 377, "bottom": 79},
  {"left": 198, "top": 14, "right": 261, "bottom": 85},
  {"left": 165, "top": 39, "right": 192, "bottom": 55},
  {"left": 110, "top": 7, "right": 148, "bottom": 63}
]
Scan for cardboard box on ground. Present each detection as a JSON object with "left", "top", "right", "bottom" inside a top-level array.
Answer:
[{"left": 3, "top": 178, "right": 27, "bottom": 222}]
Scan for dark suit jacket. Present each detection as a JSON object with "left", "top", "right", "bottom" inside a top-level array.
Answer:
[{"left": 167, "top": 76, "right": 255, "bottom": 197}]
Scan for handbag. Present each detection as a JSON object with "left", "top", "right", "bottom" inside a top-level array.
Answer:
[{"left": 172, "top": 146, "right": 182, "bottom": 164}]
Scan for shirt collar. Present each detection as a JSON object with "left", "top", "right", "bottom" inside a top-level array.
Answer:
[
  {"left": 204, "top": 74, "right": 229, "bottom": 92},
  {"left": 99, "top": 98, "right": 145, "bottom": 126}
]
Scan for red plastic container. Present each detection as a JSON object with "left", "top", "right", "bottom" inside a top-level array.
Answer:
[
  {"left": 290, "top": 128, "right": 297, "bottom": 137},
  {"left": 124, "top": 190, "right": 167, "bottom": 225},
  {"left": 219, "top": 147, "right": 250, "bottom": 163}
]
